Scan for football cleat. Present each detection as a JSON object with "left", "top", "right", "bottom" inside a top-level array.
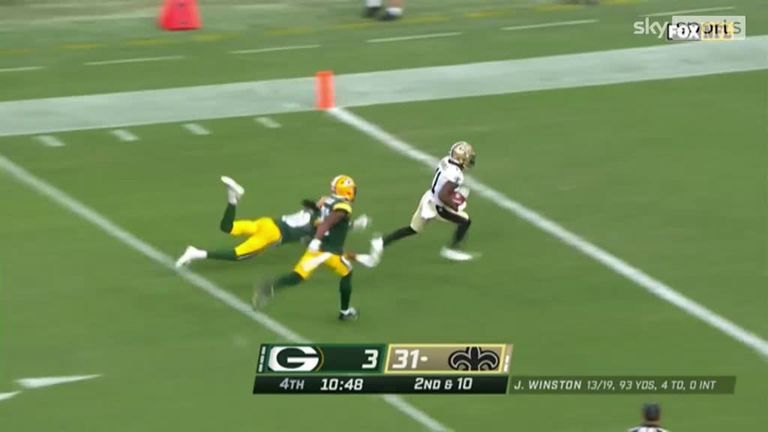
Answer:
[
  {"left": 353, "top": 253, "right": 378, "bottom": 268},
  {"left": 370, "top": 236, "right": 384, "bottom": 261},
  {"left": 338, "top": 307, "right": 359, "bottom": 321},
  {"left": 221, "top": 176, "right": 245, "bottom": 204},
  {"left": 439, "top": 247, "right": 475, "bottom": 262},
  {"left": 175, "top": 246, "right": 206, "bottom": 267},
  {"left": 251, "top": 281, "right": 274, "bottom": 310}
]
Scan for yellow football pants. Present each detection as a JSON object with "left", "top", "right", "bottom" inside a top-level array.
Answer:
[
  {"left": 293, "top": 250, "right": 352, "bottom": 279},
  {"left": 230, "top": 217, "right": 282, "bottom": 257}
]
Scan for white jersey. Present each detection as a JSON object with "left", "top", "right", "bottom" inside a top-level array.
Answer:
[
  {"left": 428, "top": 156, "right": 464, "bottom": 204},
  {"left": 628, "top": 427, "right": 668, "bottom": 432}
]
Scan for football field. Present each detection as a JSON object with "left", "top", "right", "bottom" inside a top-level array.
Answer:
[{"left": 1, "top": 1, "right": 767, "bottom": 431}]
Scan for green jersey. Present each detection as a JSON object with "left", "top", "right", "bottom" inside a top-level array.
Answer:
[
  {"left": 275, "top": 207, "right": 320, "bottom": 244},
  {"left": 318, "top": 196, "right": 352, "bottom": 254}
]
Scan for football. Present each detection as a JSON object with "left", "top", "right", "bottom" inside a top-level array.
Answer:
[{"left": 451, "top": 191, "right": 466, "bottom": 208}]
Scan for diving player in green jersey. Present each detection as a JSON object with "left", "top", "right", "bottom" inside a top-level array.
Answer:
[
  {"left": 175, "top": 176, "right": 369, "bottom": 267},
  {"left": 253, "top": 175, "right": 363, "bottom": 321}
]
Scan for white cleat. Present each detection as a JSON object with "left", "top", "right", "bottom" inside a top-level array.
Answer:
[
  {"left": 370, "top": 236, "right": 384, "bottom": 261},
  {"left": 175, "top": 246, "right": 207, "bottom": 268},
  {"left": 353, "top": 253, "right": 378, "bottom": 268},
  {"left": 440, "top": 247, "right": 475, "bottom": 262},
  {"left": 220, "top": 176, "right": 245, "bottom": 204}
]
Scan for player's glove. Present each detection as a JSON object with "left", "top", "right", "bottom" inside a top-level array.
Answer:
[
  {"left": 352, "top": 214, "right": 370, "bottom": 231},
  {"left": 307, "top": 238, "right": 322, "bottom": 252}
]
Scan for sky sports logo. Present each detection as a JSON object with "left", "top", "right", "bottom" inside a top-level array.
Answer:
[{"left": 633, "top": 15, "right": 746, "bottom": 41}]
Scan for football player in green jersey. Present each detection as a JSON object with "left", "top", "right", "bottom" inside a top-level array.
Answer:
[
  {"left": 253, "top": 175, "right": 365, "bottom": 321},
  {"left": 175, "top": 176, "right": 369, "bottom": 268}
]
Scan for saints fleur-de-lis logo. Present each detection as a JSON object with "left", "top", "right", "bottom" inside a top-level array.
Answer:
[{"left": 448, "top": 346, "right": 500, "bottom": 371}]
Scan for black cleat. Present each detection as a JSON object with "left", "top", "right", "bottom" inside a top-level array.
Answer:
[
  {"left": 252, "top": 281, "right": 274, "bottom": 310},
  {"left": 378, "top": 11, "right": 402, "bottom": 21},
  {"left": 338, "top": 307, "right": 359, "bottom": 321},
  {"left": 362, "top": 6, "right": 382, "bottom": 18}
]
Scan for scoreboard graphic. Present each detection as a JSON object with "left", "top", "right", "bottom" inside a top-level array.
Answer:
[{"left": 253, "top": 343, "right": 513, "bottom": 394}]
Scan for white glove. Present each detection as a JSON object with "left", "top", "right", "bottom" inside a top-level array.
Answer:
[
  {"left": 352, "top": 214, "right": 370, "bottom": 231},
  {"left": 458, "top": 201, "right": 467, "bottom": 212},
  {"left": 307, "top": 238, "right": 322, "bottom": 252}
]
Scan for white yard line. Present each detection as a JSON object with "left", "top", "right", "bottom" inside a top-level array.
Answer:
[
  {"left": 35, "top": 135, "right": 65, "bottom": 147},
  {"left": 182, "top": 123, "right": 210, "bottom": 135},
  {"left": 367, "top": 32, "right": 462, "bottom": 43},
  {"left": 327, "top": 107, "right": 768, "bottom": 360},
  {"left": 0, "top": 391, "right": 20, "bottom": 401},
  {"left": 110, "top": 129, "right": 139, "bottom": 142},
  {"left": 255, "top": 116, "right": 282, "bottom": 129},
  {"left": 0, "top": 153, "right": 449, "bottom": 432},
  {"left": 17, "top": 374, "right": 101, "bottom": 389},
  {"left": 230, "top": 45, "right": 320, "bottom": 55},
  {"left": 642, "top": 6, "right": 735, "bottom": 17},
  {"left": 84, "top": 56, "right": 184, "bottom": 66},
  {"left": 501, "top": 19, "right": 599, "bottom": 31},
  {"left": 0, "top": 66, "right": 44, "bottom": 73}
]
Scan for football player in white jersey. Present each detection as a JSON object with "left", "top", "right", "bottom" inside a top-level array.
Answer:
[{"left": 372, "top": 141, "right": 476, "bottom": 262}]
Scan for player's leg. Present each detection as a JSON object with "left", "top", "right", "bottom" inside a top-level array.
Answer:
[
  {"left": 436, "top": 206, "right": 474, "bottom": 261},
  {"left": 362, "top": 0, "right": 383, "bottom": 17},
  {"left": 176, "top": 218, "right": 280, "bottom": 266},
  {"left": 325, "top": 255, "right": 358, "bottom": 320},
  {"left": 175, "top": 176, "right": 246, "bottom": 267},
  {"left": 252, "top": 251, "right": 330, "bottom": 309},
  {"left": 382, "top": 199, "right": 428, "bottom": 247}
]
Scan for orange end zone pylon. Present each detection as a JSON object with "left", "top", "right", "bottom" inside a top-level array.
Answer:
[
  {"left": 158, "top": 0, "right": 201, "bottom": 31},
  {"left": 315, "top": 70, "right": 335, "bottom": 110}
]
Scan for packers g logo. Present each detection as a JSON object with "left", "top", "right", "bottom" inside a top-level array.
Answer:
[
  {"left": 448, "top": 346, "right": 500, "bottom": 371},
  {"left": 267, "top": 346, "right": 322, "bottom": 372}
]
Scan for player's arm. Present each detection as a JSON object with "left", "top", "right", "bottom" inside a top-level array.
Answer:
[
  {"left": 314, "top": 210, "right": 346, "bottom": 240},
  {"left": 438, "top": 181, "right": 459, "bottom": 211},
  {"left": 301, "top": 198, "right": 319, "bottom": 209}
]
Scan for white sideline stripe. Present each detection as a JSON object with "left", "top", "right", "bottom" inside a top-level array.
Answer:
[
  {"left": 183, "top": 123, "right": 210, "bottom": 135},
  {"left": 110, "top": 129, "right": 138, "bottom": 142},
  {"left": 255, "top": 116, "right": 282, "bottom": 129},
  {"left": 642, "top": 6, "right": 735, "bottom": 17},
  {"left": 85, "top": 56, "right": 184, "bottom": 66},
  {"left": 0, "top": 153, "right": 449, "bottom": 432},
  {"left": 327, "top": 107, "right": 768, "bottom": 360},
  {"left": 35, "top": 135, "right": 65, "bottom": 147},
  {"left": 501, "top": 19, "right": 598, "bottom": 31},
  {"left": 17, "top": 374, "right": 101, "bottom": 389},
  {"left": 2, "top": 37, "right": 766, "bottom": 137},
  {"left": 0, "top": 391, "right": 20, "bottom": 401},
  {"left": 367, "top": 32, "right": 462, "bottom": 43},
  {"left": 230, "top": 45, "right": 320, "bottom": 55},
  {"left": 0, "top": 66, "right": 44, "bottom": 73}
]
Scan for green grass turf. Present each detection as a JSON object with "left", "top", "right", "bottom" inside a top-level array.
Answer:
[
  {"left": 2, "top": 1, "right": 767, "bottom": 430},
  {"left": 1, "top": 72, "right": 766, "bottom": 430},
  {"left": 1, "top": 0, "right": 766, "bottom": 99}
]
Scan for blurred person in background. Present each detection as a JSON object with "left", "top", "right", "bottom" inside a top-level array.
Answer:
[
  {"left": 627, "top": 403, "right": 668, "bottom": 432},
  {"left": 363, "top": 0, "right": 405, "bottom": 20}
]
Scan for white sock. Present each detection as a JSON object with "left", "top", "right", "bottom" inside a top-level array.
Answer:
[
  {"left": 227, "top": 191, "right": 238, "bottom": 205},
  {"left": 386, "top": 6, "right": 403, "bottom": 16},
  {"left": 366, "top": 0, "right": 382, "bottom": 7}
]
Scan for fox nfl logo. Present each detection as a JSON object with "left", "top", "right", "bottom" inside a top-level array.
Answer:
[{"left": 667, "top": 16, "right": 746, "bottom": 42}]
